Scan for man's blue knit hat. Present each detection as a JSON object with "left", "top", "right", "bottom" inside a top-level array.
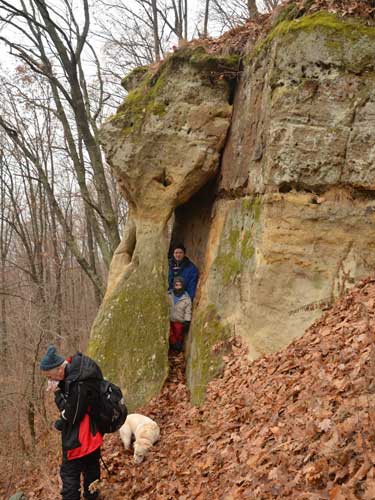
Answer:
[{"left": 40, "top": 345, "right": 65, "bottom": 371}]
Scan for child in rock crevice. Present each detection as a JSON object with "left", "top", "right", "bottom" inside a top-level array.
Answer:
[{"left": 168, "top": 276, "right": 192, "bottom": 352}]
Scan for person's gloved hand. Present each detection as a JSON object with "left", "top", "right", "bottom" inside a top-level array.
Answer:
[
  {"left": 54, "top": 389, "right": 66, "bottom": 410},
  {"left": 54, "top": 418, "right": 64, "bottom": 431}
]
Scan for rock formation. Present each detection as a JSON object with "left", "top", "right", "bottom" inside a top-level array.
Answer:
[
  {"left": 90, "top": 10, "right": 375, "bottom": 407},
  {"left": 88, "top": 48, "right": 237, "bottom": 409},
  {"left": 186, "top": 12, "right": 375, "bottom": 403}
]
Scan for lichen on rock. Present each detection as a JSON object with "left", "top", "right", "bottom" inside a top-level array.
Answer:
[{"left": 186, "top": 304, "right": 231, "bottom": 405}]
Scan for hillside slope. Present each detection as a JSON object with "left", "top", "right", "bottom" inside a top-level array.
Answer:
[
  {"left": 95, "top": 276, "right": 375, "bottom": 499},
  {"left": 7, "top": 277, "right": 375, "bottom": 499}
]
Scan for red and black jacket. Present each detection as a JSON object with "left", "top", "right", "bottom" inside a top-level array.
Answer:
[{"left": 54, "top": 353, "right": 103, "bottom": 460}]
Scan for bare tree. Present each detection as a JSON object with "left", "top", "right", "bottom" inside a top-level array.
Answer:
[
  {"left": 248, "top": 0, "right": 259, "bottom": 17},
  {"left": 0, "top": 69, "right": 108, "bottom": 296},
  {"left": 0, "top": 155, "right": 14, "bottom": 360},
  {"left": 202, "top": 0, "right": 210, "bottom": 38},
  {"left": 96, "top": 0, "right": 163, "bottom": 72},
  {"left": 159, "top": 0, "right": 189, "bottom": 41},
  {"left": 0, "top": 101, "right": 103, "bottom": 473},
  {"left": 152, "top": 0, "right": 161, "bottom": 61},
  {"left": 262, "top": 0, "right": 280, "bottom": 12},
  {"left": 209, "top": 0, "right": 280, "bottom": 33},
  {"left": 0, "top": 0, "right": 120, "bottom": 269},
  {"left": 96, "top": 0, "right": 191, "bottom": 81},
  {"left": 209, "top": 0, "right": 249, "bottom": 31}
]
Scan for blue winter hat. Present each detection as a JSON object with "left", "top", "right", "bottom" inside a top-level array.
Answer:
[
  {"left": 40, "top": 345, "right": 65, "bottom": 371},
  {"left": 173, "top": 276, "right": 185, "bottom": 287}
]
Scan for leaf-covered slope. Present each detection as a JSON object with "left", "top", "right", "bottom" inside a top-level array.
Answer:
[
  {"left": 98, "top": 276, "right": 375, "bottom": 499},
  {"left": 8, "top": 279, "right": 375, "bottom": 496}
]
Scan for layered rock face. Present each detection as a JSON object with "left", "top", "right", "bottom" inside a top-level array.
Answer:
[
  {"left": 88, "top": 49, "right": 236, "bottom": 409},
  {"left": 90, "top": 11, "right": 375, "bottom": 408},
  {"left": 187, "top": 13, "right": 375, "bottom": 403}
]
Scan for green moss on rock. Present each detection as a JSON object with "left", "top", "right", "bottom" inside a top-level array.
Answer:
[
  {"left": 106, "top": 47, "right": 240, "bottom": 138},
  {"left": 88, "top": 276, "right": 169, "bottom": 411},
  {"left": 251, "top": 11, "right": 375, "bottom": 73},
  {"left": 187, "top": 304, "right": 231, "bottom": 405},
  {"left": 121, "top": 66, "right": 149, "bottom": 91},
  {"left": 241, "top": 230, "right": 255, "bottom": 260},
  {"left": 107, "top": 78, "right": 168, "bottom": 136},
  {"left": 273, "top": 2, "right": 299, "bottom": 26},
  {"left": 215, "top": 253, "right": 242, "bottom": 285},
  {"left": 187, "top": 196, "right": 263, "bottom": 404},
  {"left": 267, "top": 11, "right": 375, "bottom": 45},
  {"left": 213, "top": 196, "right": 261, "bottom": 285},
  {"left": 166, "top": 46, "right": 240, "bottom": 74}
]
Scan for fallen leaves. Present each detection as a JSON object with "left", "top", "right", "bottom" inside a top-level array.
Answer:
[
  {"left": 6, "top": 275, "right": 375, "bottom": 499},
  {"left": 94, "top": 276, "right": 375, "bottom": 499},
  {"left": 188, "top": 0, "right": 375, "bottom": 62}
]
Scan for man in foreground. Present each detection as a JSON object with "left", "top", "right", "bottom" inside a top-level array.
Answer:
[{"left": 40, "top": 345, "right": 103, "bottom": 500}]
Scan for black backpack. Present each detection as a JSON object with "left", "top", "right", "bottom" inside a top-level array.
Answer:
[{"left": 96, "top": 379, "right": 127, "bottom": 434}]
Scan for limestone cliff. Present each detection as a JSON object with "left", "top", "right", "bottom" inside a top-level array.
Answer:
[{"left": 90, "top": 10, "right": 375, "bottom": 407}]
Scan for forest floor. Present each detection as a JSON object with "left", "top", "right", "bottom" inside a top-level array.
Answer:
[{"left": 6, "top": 276, "right": 375, "bottom": 499}]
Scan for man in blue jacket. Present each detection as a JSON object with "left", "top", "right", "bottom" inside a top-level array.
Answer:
[{"left": 168, "top": 244, "right": 199, "bottom": 300}]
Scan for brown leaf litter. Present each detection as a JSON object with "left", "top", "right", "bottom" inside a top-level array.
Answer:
[
  {"left": 93, "top": 276, "right": 375, "bottom": 499},
  {"left": 7, "top": 277, "right": 375, "bottom": 499},
  {"left": 189, "top": 0, "right": 375, "bottom": 57}
]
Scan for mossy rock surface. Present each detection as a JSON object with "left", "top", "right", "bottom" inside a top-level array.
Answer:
[
  {"left": 212, "top": 196, "right": 261, "bottom": 286},
  {"left": 89, "top": 268, "right": 169, "bottom": 411},
  {"left": 97, "top": 45, "right": 236, "bottom": 411},
  {"left": 105, "top": 47, "right": 239, "bottom": 139},
  {"left": 121, "top": 66, "right": 149, "bottom": 91},
  {"left": 8, "top": 494, "right": 27, "bottom": 500},
  {"left": 186, "top": 304, "right": 231, "bottom": 406},
  {"left": 250, "top": 11, "right": 375, "bottom": 74},
  {"left": 187, "top": 196, "right": 262, "bottom": 403}
]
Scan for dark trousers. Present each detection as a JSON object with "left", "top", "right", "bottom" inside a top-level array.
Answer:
[{"left": 60, "top": 448, "right": 100, "bottom": 500}]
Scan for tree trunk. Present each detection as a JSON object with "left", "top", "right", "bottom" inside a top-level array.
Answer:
[
  {"left": 0, "top": 260, "right": 7, "bottom": 361},
  {"left": 203, "top": 0, "right": 210, "bottom": 37},
  {"left": 247, "top": 0, "right": 258, "bottom": 17},
  {"left": 151, "top": 0, "right": 161, "bottom": 62},
  {"left": 184, "top": 0, "right": 188, "bottom": 40}
]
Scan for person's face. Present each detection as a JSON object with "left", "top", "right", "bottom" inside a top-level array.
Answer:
[
  {"left": 42, "top": 364, "right": 65, "bottom": 381},
  {"left": 174, "top": 281, "right": 183, "bottom": 291},
  {"left": 173, "top": 248, "right": 185, "bottom": 262}
]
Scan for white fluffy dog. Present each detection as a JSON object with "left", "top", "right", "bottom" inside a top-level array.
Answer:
[{"left": 119, "top": 413, "right": 160, "bottom": 464}]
